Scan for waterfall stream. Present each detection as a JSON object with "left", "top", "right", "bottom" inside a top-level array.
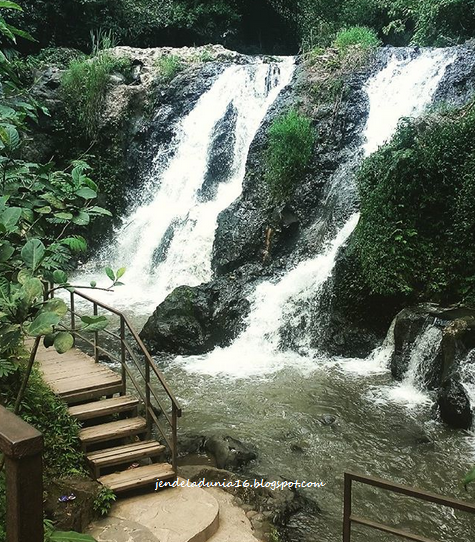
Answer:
[
  {"left": 77, "top": 58, "right": 294, "bottom": 312},
  {"left": 76, "top": 48, "right": 475, "bottom": 542},
  {"left": 178, "top": 48, "right": 455, "bottom": 380}
]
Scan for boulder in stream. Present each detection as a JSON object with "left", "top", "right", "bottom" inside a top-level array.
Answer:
[{"left": 438, "top": 379, "right": 473, "bottom": 430}]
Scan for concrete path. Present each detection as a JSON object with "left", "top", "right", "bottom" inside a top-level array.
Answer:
[{"left": 87, "top": 483, "right": 261, "bottom": 542}]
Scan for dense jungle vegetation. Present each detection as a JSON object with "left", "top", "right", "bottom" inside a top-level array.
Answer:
[{"left": 6, "top": 0, "right": 475, "bottom": 54}]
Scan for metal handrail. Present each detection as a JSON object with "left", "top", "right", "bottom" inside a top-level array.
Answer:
[
  {"left": 343, "top": 472, "right": 475, "bottom": 542},
  {"left": 0, "top": 406, "right": 44, "bottom": 542},
  {"left": 68, "top": 289, "right": 182, "bottom": 472}
]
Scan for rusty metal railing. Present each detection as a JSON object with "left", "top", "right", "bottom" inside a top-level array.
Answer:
[
  {"left": 0, "top": 405, "right": 44, "bottom": 542},
  {"left": 343, "top": 472, "right": 475, "bottom": 542},
  {"left": 67, "top": 289, "right": 182, "bottom": 473}
]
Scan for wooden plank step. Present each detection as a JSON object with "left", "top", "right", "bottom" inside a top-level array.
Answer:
[
  {"left": 61, "top": 382, "right": 124, "bottom": 405},
  {"left": 79, "top": 417, "right": 147, "bottom": 445},
  {"left": 87, "top": 440, "right": 165, "bottom": 468},
  {"left": 98, "top": 463, "right": 175, "bottom": 492},
  {"left": 69, "top": 395, "right": 139, "bottom": 421}
]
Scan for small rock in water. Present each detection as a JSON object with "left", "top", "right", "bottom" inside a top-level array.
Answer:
[{"left": 319, "top": 415, "right": 337, "bottom": 426}]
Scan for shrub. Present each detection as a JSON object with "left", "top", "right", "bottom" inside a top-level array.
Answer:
[
  {"left": 353, "top": 100, "right": 475, "bottom": 302},
  {"left": 333, "top": 25, "right": 381, "bottom": 51},
  {"left": 156, "top": 54, "right": 184, "bottom": 83},
  {"left": 265, "top": 109, "right": 315, "bottom": 200},
  {"left": 61, "top": 52, "right": 131, "bottom": 140}
]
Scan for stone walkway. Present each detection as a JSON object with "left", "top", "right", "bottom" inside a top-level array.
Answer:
[{"left": 87, "top": 483, "right": 260, "bottom": 542}]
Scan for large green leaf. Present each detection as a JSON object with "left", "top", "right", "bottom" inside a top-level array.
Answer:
[
  {"left": 1, "top": 207, "right": 21, "bottom": 231},
  {"left": 105, "top": 267, "right": 115, "bottom": 281},
  {"left": 21, "top": 278, "right": 43, "bottom": 305},
  {"left": 28, "top": 312, "right": 61, "bottom": 336},
  {"left": 0, "top": 241, "right": 14, "bottom": 262},
  {"left": 0, "top": 2, "right": 23, "bottom": 11},
  {"left": 0, "top": 124, "right": 20, "bottom": 149},
  {"left": 54, "top": 332, "right": 74, "bottom": 354},
  {"left": 72, "top": 211, "right": 90, "bottom": 226},
  {"left": 50, "top": 531, "right": 97, "bottom": 542},
  {"left": 80, "top": 315, "right": 108, "bottom": 333},
  {"left": 88, "top": 206, "right": 112, "bottom": 217},
  {"left": 40, "top": 298, "right": 68, "bottom": 318},
  {"left": 53, "top": 270, "right": 68, "bottom": 284},
  {"left": 75, "top": 187, "right": 97, "bottom": 200},
  {"left": 116, "top": 267, "right": 126, "bottom": 280},
  {"left": 21, "top": 239, "right": 45, "bottom": 271}
]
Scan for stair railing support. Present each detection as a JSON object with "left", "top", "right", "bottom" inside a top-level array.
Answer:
[{"left": 0, "top": 406, "right": 44, "bottom": 542}]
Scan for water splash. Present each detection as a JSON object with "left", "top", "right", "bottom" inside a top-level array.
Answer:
[{"left": 386, "top": 325, "right": 442, "bottom": 407}]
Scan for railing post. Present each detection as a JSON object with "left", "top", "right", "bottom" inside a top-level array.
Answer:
[
  {"left": 93, "top": 303, "right": 99, "bottom": 363},
  {"left": 120, "top": 316, "right": 126, "bottom": 396},
  {"left": 145, "top": 355, "right": 151, "bottom": 439},
  {"left": 172, "top": 403, "right": 178, "bottom": 475},
  {"left": 0, "top": 406, "right": 44, "bottom": 542},
  {"left": 70, "top": 291, "right": 75, "bottom": 340},
  {"left": 343, "top": 473, "right": 352, "bottom": 542}
]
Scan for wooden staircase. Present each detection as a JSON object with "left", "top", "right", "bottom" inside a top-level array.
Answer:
[{"left": 37, "top": 289, "right": 182, "bottom": 495}]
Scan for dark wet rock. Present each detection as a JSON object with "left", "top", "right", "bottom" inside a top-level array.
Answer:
[
  {"left": 204, "top": 435, "right": 257, "bottom": 471},
  {"left": 391, "top": 306, "right": 441, "bottom": 384},
  {"left": 438, "top": 379, "right": 473, "bottom": 430},
  {"left": 198, "top": 103, "right": 238, "bottom": 202},
  {"left": 44, "top": 477, "right": 101, "bottom": 532},
  {"left": 140, "top": 276, "right": 252, "bottom": 355},
  {"left": 434, "top": 45, "right": 475, "bottom": 108}
]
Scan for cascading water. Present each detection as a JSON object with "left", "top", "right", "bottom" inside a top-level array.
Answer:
[
  {"left": 77, "top": 59, "right": 294, "bottom": 313},
  {"left": 387, "top": 324, "right": 443, "bottom": 406},
  {"left": 179, "top": 48, "right": 455, "bottom": 379}
]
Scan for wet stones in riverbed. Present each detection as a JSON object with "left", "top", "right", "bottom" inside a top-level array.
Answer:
[
  {"left": 438, "top": 379, "right": 473, "bottom": 430},
  {"left": 179, "top": 434, "right": 257, "bottom": 471}
]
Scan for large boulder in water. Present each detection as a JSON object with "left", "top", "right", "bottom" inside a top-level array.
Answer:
[
  {"left": 140, "top": 275, "right": 252, "bottom": 355},
  {"left": 438, "top": 380, "right": 473, "bottom": 430}
]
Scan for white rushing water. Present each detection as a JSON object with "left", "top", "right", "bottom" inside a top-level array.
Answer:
[
  {"left": 179, "top": 48, "right": 455, "bottom": 380},
  {"left": 77, "top": 59, "right": 294, "bottom": 312}
]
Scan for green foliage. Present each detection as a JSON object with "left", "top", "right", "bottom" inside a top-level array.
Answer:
[
  {"left": 44, "top": 520, "right": 97, "bottom": 542},
  {"left": 265, "top": 109, "right": 315, "bottom": 201},
  {"left": 156, "top": 54, "right": 184, "bottom": 83},
  {"left": 333, "top": 25, "right": 381, "bottom": 51},
  {"left": 93, "top": 486, "right": 116, "bottom": 516},
  {"left": 61, "top": 52, "right": 131, "bottom": 140},
  {"left": 353, "top": 101, "right": 475, "bottom": 303}
]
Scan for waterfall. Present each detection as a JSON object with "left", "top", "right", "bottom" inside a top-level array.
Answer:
[
  {"left": 76, "top": 59, "right": 295, "bottom": 313},
  {"left": 387, "top": 325, "right": 443, "bottom": 406},
  {"left": 179, "top": 48, "right": 455, "bottom": 379}
]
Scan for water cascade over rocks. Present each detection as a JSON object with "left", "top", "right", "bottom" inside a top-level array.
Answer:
[
  {"left": 77, "top": 58, "right": 294, "bottom": 313},
  {"left": 174, "top": 48, "right": 455, "bottom": 378},
  {"left": 75, "top": 46, "right": 475, "bottom": 542}
]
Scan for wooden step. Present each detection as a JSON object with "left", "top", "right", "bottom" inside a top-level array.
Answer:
[
  {"left": 87, "top": 441, "right": 165, "bottom": 469},
  {"left": 69, "top": 395, "right": 139, "bottom": 421},
  {"left": 79, "top": 417, "right": 147, "bottom": 445},
  {"left": 98, "top": 463, "right": 175, "bottom": 492}
]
